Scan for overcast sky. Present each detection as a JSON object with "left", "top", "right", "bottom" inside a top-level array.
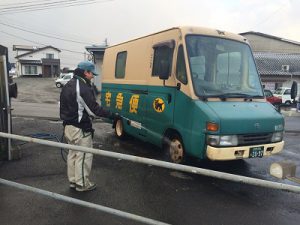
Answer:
[{"left": 1, "top": 0, "right": 299, "bottom": 68}]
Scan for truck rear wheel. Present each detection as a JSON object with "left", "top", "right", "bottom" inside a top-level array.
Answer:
[
  {"left": 165, "top": 134, "right": 185, "bottom": 164},
  {"left": 114, "top": 118, "right": 126, "bottom": 139}
]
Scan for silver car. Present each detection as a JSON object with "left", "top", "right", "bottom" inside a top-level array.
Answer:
[{"left": 55, "top": 73, "right": 73, "bottom": 88}]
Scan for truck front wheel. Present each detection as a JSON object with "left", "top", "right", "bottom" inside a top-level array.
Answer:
[{"left": 165, "top": 134, "right": 185, "bottom": 164}]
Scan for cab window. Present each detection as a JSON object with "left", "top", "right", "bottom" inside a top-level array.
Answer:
[
  {"left": 216, "top": 52, "right": 241, "bottom": 88},
  {"left": 115, "top": 51, "right": 127, "bottom": 78},
  {"left": 176, "top": 45, "right": 187, "bottom": 84},
  {"left": 152, "top": 45, "right": 174, "bottom": 77}
]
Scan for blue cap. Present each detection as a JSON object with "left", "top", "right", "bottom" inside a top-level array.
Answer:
[{"left": 77, "top": 61, "right": 99, "bottom": 76}]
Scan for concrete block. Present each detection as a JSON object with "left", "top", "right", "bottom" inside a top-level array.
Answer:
[{"left": 270, "top": 160, "right": 296, "bottom": 179}]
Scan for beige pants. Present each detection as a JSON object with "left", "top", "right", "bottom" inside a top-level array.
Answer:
[{"left": 64, "top": 125, "right": 93, "bottom": 187}]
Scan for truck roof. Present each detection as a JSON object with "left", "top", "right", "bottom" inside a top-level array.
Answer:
[{"left": 106, "top": 26, "right": 248, "bottom": 49}]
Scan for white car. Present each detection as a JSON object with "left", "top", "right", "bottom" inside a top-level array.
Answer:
[
  {"left": 55, "top": 73, "right": 73, "bottom": 88},
  {"left": 273, "top": 87, "right": 299, "bottom": 104}
]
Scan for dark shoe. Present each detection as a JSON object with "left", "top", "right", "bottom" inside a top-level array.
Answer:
[
  {"left": 75, "top": 182, "right": 97, "bottom": 192},
  {"left": 69, "top": 182, "right": 76, "bottom": 189}
]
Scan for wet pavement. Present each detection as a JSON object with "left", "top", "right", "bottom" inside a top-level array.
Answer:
[
  {"left": 0, "top": 116, "right": 299, "bottom": 225},
  {"left": 1, "top": 77, "right": 300, "bottom": 224}
]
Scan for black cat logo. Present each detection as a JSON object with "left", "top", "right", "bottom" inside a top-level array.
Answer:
[{"left": 153, "top": 98, "right": 165, "bottom": 112}]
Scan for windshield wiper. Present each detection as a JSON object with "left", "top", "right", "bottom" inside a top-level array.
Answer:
[{"left": 205, "top": 93, "right": 263, "bottom": 100}]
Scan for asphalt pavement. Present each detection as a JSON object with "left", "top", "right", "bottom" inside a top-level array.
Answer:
[
  {"left": 1, "top": 114, "right": 300, "bottom": 225},
  {"left": 3, "top": 76, "right": 300, "bottom": 225}
]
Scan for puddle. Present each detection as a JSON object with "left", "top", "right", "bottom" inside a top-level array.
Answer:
[{"left": 170, "top": 171, "right": 193, "bottom": 180}]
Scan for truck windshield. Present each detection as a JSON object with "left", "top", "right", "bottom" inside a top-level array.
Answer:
[{"left": 186, "top": 35, "right": 263, "bottom": 98}]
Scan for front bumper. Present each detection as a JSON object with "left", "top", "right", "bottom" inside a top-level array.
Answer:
[{"left": 206, "top": 141, "right": 284, "bottom": 161}]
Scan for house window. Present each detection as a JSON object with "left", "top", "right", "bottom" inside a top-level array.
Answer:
[
  {"left": 115, "top": 51, "right": 127, "bottom": 78},
  {"left": 46, "top": 53, "right": 54, "bottom": 59},
  {"left": 24, "top": 65, "right": 37, "bottom": 75}
]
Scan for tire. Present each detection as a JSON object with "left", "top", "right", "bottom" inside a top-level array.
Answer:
[
  {"left": 273, "top": 103, "right": 280, "bottom": 111},
  {"left": 114, "top": 118, "right": 127, "bottom": 139},
  {"left": 285, "top": 100, "right": 292, "bottom": 105},
  {"left": 165, "top": 134, "right": 185, "bottom": 164},
  {"left": 56, "top": 82, "right": 62, "bottom": 88}
]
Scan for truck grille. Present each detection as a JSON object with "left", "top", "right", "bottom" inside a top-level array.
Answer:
[{"left": 238, "top": 133, "right": 272, "bottom": 146}]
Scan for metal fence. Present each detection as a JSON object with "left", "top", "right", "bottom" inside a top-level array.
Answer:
[{"left": 0, "top": 131, "right": 300, "bottom": 225}]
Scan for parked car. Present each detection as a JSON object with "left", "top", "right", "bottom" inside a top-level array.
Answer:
[
  {"left": 55, "top": 73, "right": 73, "bottom": 88},
  {"left": 58, "top": 73, "right": 67, "bottom": 79},
  {"left": 273, "top": 87, "right": 296, "bottom": 105},
  {"left": 264, "top": 89, "right": 282, "bottom": 106}
]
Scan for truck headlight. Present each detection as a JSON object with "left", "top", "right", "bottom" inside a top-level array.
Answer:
[
  {"left": 207, "top": 135, "right": 238, "bottom": 147},
  {"left": 271, "top": 132, "right": 283, "bottom": 143}
]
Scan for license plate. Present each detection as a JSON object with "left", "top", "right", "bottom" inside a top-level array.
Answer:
[{"left": 249, "top": 146, "right": 264, "bottom": 158}]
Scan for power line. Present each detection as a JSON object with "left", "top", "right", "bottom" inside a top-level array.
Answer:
[
  {"left": 0, "top": 29, "right": 47, "bottom": 46},
  {"left": 0, "top": 0, "right": 90, "bottom": 10},
  {"left": 0, "top": 21, "right": 94, "bottom": 45},
  {"left": 0, "top": 0, "right": 60, "bottom": 7},
  {"left": 0, "top": 0, "right": 97, "bottom": 14},
  {"left": 248, "top": 3, "right": 288, "bottom": 30},
  {"left": 0, "top": 14, "right": 97, "bottom": 45},
  {"left": 0, "top": 29, "right": 86, "bottom": 55},
  {"left": 0, "top": 0, "right": 113, "bottom": 15}
]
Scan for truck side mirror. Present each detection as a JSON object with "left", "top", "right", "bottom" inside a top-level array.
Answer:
[
  {"left": 153, "top": 40, "right": 175, "bottom": 81},
  {"left": 158, "top": 61, "right": 170, "bottom": 80},
  {"left": 291, "top": 81, "right": 298, "bottom": 100}
]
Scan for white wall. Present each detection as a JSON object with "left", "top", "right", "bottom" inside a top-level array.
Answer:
[
  {"left": 21, "top": 64, "right": 42, "bottom": 76},
  {"left": 243, "top": 34, "right": 300, "bottom": 53},
  {"left": 282, "top": 78, "right": 300, "bottom": 89},
  {"left": 20, "top": 48, "right": 59, "bottom": 60},
  {"left": 93, "top": 54, "right": 104, "bottom": 91},
  {"left": 16, "top": 48, "right": 60, "bottom": 76}
]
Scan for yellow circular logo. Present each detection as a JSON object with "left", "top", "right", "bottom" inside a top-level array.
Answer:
[{"left": 153, "top": 98, "right": 165, "bottom": 113}]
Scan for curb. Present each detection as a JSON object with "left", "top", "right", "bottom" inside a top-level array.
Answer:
[
  {"left": 285, "top": 130, "right": 300, "bottom": 134},
  {"left": 281, "top": 110, "right": 300, "bottom": 117},
  {"left": 12, "top": 115, "right": 60, "bottom": 122}
]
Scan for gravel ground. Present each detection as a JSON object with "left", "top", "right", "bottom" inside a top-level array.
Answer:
[{"left": 12, "top": 77, "right": 60, "bottom": 104}]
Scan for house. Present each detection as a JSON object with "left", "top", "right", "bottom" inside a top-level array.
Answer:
[
  {"left": 14, "top": 45, "right": 61, "bottom": 77},
  {"left": 240, "top": 32, "right": 300, "bottom": 91},
  {"left": 85, "top": 44, "right": 107, "bottom": 91},
  {"left": 253, "top": 52, "right": 300, "bottom": 90}
]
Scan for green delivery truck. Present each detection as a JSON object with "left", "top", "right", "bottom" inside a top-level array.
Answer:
[{"left": 100, "top": 26, "right": 284, "bottom": 163}]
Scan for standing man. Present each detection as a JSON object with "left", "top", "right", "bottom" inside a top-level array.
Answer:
[{"left": 60, "top": 61, "right": 111, "bottom": 192}]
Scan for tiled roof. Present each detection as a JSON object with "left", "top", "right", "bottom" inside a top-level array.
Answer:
[
  {"left": 240, "top": 31, "right": 300, "bottom": 46},
  {"left": 253, "top": 52, "right": 300, "bottom": 76},
  {"left": 16, "top": 46, "right": 61, "bottom": 58}
]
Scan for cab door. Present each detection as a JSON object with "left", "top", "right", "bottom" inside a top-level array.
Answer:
[
  {"left": 0, "top": 46, "right": 11, "bottom": 160},
  {"left": 144, "top": 36, "right": 178, "bottom": 147}
]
